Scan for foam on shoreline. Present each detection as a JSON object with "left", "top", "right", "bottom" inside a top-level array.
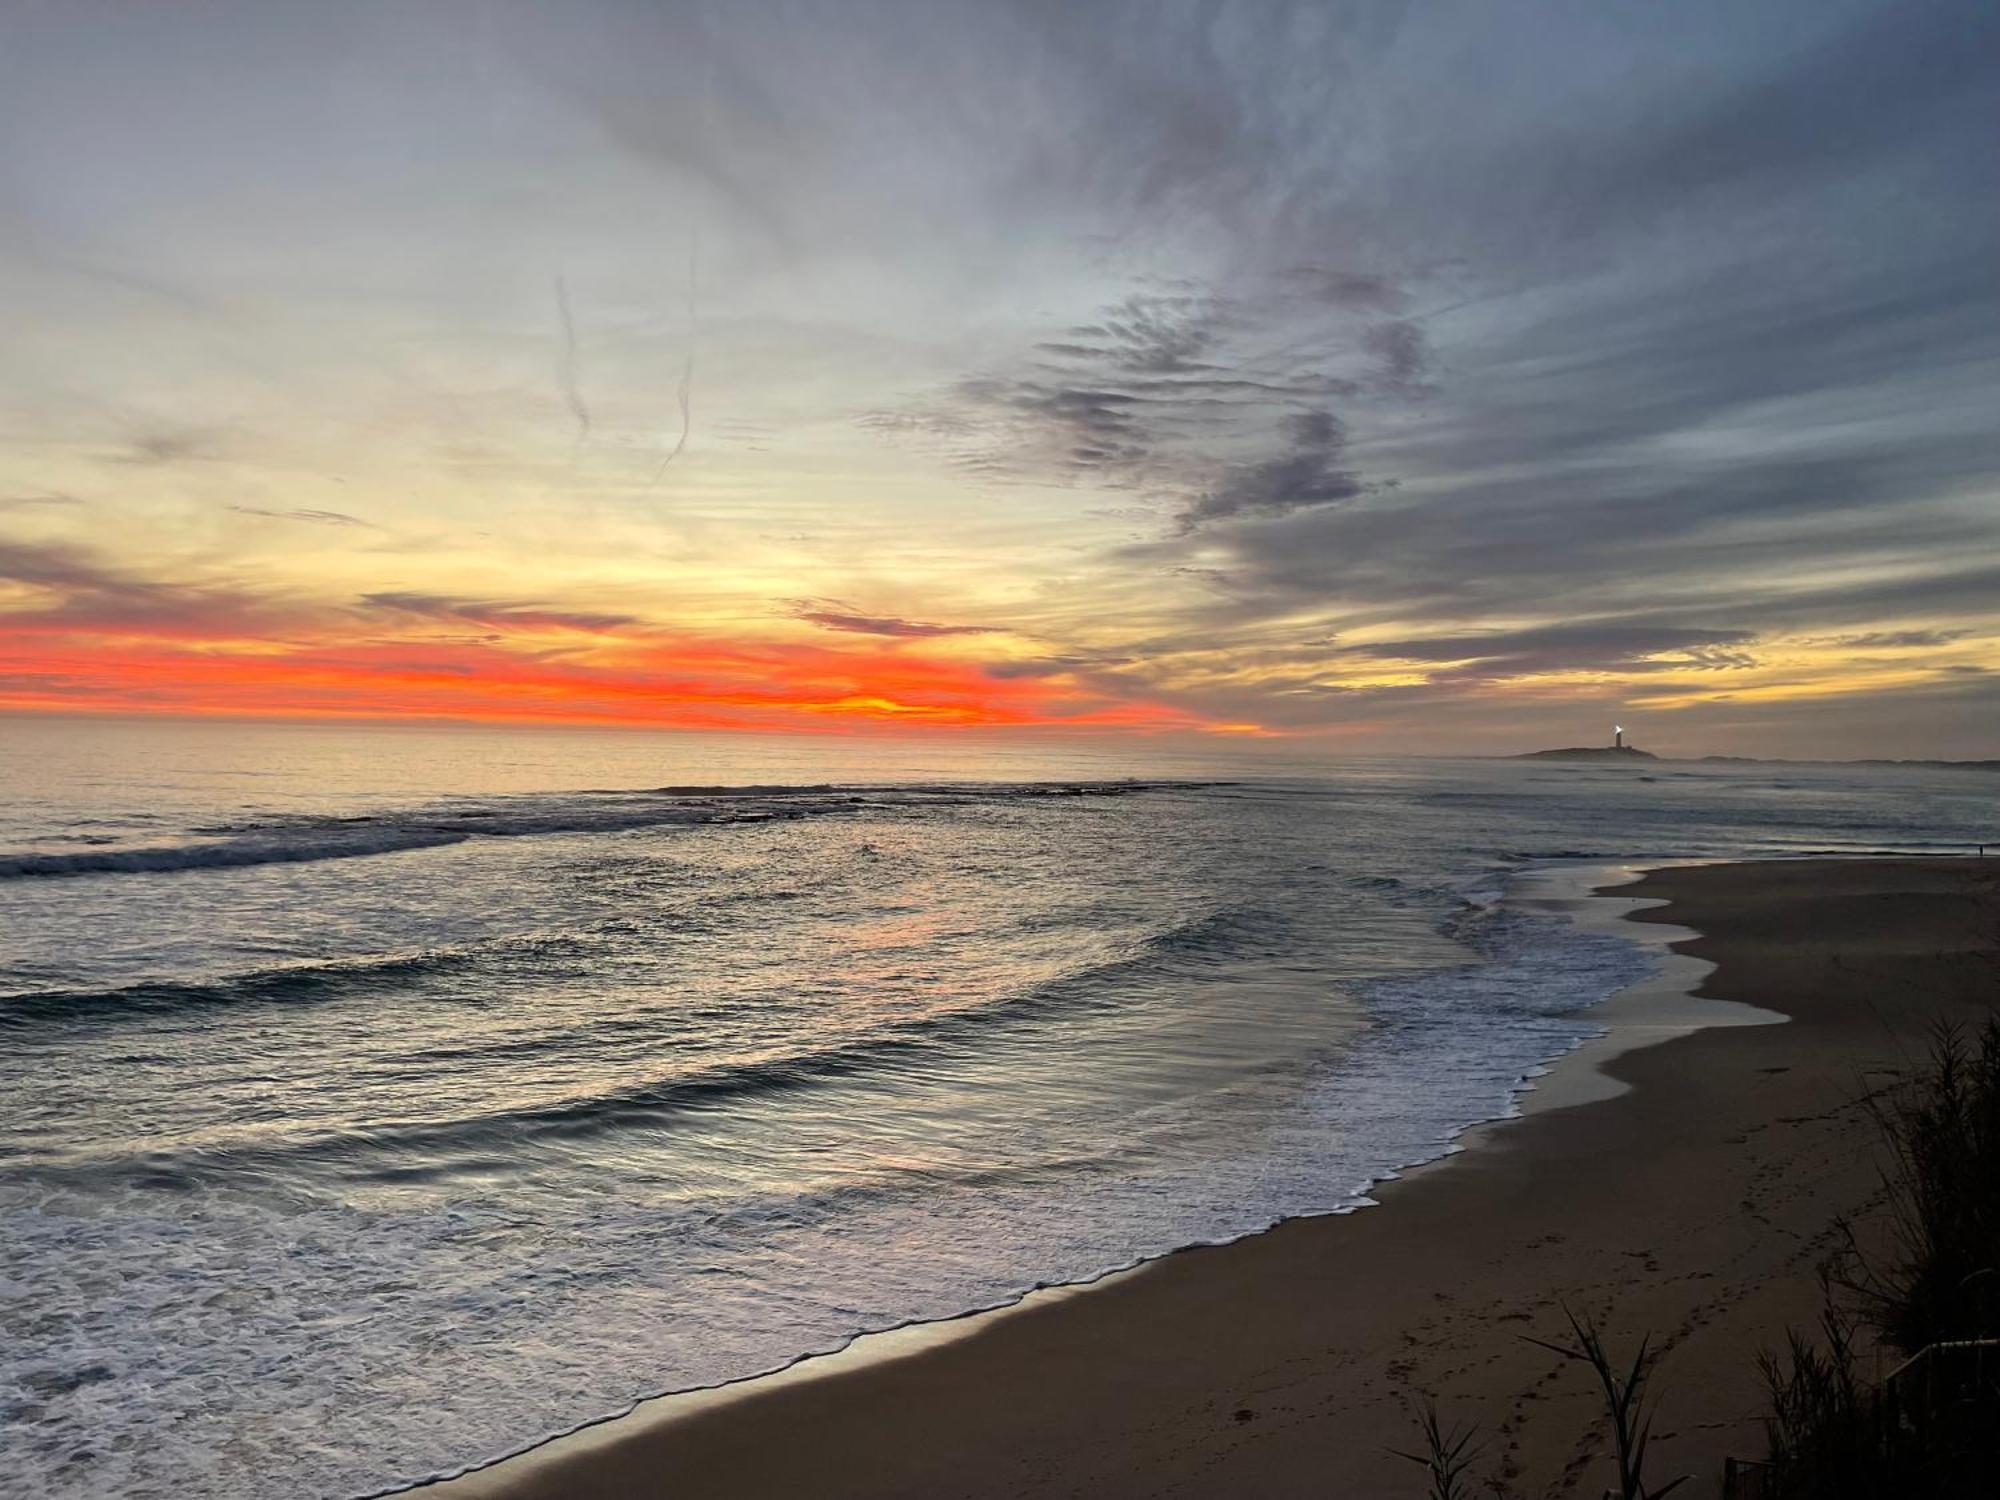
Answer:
[{"left": 405, "top": 857, "right": 1782, "bottom": 1499}]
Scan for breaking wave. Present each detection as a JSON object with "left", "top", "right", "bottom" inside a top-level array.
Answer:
[{"left": 0, "top": 780, "right": 1221, "bottom": 881}]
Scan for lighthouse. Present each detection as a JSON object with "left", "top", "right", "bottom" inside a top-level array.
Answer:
[{"left": 1613, "top": 724, "right": 1625, "bottom": 750}]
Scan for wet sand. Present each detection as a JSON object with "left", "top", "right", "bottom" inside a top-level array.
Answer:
[{"left": 425, "top": 856, "right": 1998, "bottom": 1500}]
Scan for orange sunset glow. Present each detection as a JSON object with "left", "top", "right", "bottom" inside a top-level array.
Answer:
[
  {"left": 0, "top": 604, "right": 1217, "bottom": 732},
  {"left": 5, "top": 8, "right": 2000, "bottom": 1500},
  {"left": 2, "top": 0, "right": 1996, "bottom": 759}
]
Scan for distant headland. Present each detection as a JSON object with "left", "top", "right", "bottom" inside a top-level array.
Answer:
[
  {"left": 1505, "top": 726, "right": 1994, "bottom": 769},
  {"left": 1515, "top": 744, "right": 1659, "bottom": 762},
  {"left": 1514, "top": 725, "right": 1658, "bottom": 762}
]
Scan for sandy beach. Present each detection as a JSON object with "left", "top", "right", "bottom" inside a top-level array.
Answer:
[{"left": 425, "top": 856, "right": 1998, "bottom": 1500}]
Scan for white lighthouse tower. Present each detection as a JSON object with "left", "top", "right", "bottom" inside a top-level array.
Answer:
[{"left": 1613, "top": 724, "right": 1626, "bottom": 750}]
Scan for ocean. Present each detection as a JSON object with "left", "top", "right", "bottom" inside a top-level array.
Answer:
[{"left": 0, "top": 718, "right": 1988, "bottom": 1500}]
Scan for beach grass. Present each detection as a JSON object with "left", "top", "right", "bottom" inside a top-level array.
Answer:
[
  {"left": 1755, "top": 1017, "right": 2000, "bottom": 1498},
  {"left": 1399, "top": 979, "right": 2000, "bottom": 1497}
]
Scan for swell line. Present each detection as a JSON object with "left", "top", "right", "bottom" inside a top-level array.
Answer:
[
  {"left": 0, "top": 948, "right": 482, "bottom": 1029},
  {"left": 31, "top": 903, "right": 1264, "bottom": 1183},
  {"left": 0, "top": 829, "right": 469, "bottom": 880},
  {"left": 0, "top": 780, "right": 1233, "bottom": 882}
]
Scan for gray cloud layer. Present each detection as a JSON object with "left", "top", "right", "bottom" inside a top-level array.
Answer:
[
  {"left": 789, "top": 600, "right": 998, "bottom": 639},
  {"left": 359, "top": 592, "right": 636, "bottom": 634},
  {"left": 3, "top": 0, "right": 1995, "bottom": 750},
  {"left": 231, "top": 506, "right": 375, "bottom": 528},
  {"left": 874, "top": 279, "right": 1422, "bottom": 532},
  {"left": 835, "top": 0, "right": 1996, "bottom": 741}
]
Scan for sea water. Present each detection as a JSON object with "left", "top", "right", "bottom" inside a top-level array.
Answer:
[{"left": 0, "top": 718, "right": 1987, "bottom": 1499}]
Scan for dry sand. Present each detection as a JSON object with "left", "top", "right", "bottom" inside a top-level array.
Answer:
[{"left": 424, "top": 856, "right": 1998, "bottom": 1500}]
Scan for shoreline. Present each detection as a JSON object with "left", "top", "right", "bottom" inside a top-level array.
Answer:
[
  {"left": 418, "top": 856, "right": 1998, "bottom": 1500},
  {"left": 400, "top": 857, "right": 1713, "bottom": 1497}
]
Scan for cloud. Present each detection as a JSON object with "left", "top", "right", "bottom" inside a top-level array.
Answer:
[
  {"left": 0, "top": 555, "right": 1206, "bottom": 732},
  {"left": 1535, "top": 0, "right": 1997, "bottom": 251},
  {"left": 108, "top": 431, "right": 215, "bottom": 467},
  {"left": 1363, "top": 321, "right": 1430, "bottom": 393},
  {"left": 1176, "top": 410, "right": 1367, "bottom": 531},
  {"left": 3, "top": 0, "right": 1996, "bottom": 750},
  {"left": 0, "top": 493, "right": 85, "bottom": 511},
  {"left": 983, "top": 652, "right": 1135, "bottom": 680},
  {"left": 231, "top": 506, "right": 376, "bottom": 528},
  {"left": 359, "top": 592, "right": 637, "bottom": 634},
  {"left": 1809, "top": 629, "right": 1974, "bottom": 650},
  {"left": 789, "top": 599, "right": 999, "bottom": 638},
  {"left": 0, "top": 539, "right": 149, "bottom": 595},
  {"left": 1338, "top": 623, "right": 1761, "bottom": 683},
  {"left": 1279, "top": 267, "right": 1407, "bottom": 313},
  {"left": 872, "top": 277, "right": 1426, "bottom": 531},
  {"left": 843, "top": 0, "right": 2000, "bottom": 717},
  {"left": 0, "top": 537, "right": 272, "bottom": 637},
  {"left": 1140, "top": 419, "right": 2000, "bottom": 659}
]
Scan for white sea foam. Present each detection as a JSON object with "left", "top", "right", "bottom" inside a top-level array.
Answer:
[
  {"left": 2, "top": 754, "right": 1984, "bottom": 1500},
  {"left": 0, "top": 871, "right": 1656, "bottom": 1500}
]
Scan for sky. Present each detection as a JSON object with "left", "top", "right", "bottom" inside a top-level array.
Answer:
[{"left": 1, "top": 0, "right": 1996, "bottom": 757}]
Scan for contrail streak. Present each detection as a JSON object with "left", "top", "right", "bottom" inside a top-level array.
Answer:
[
  {"left": 554, "top": 273, "right": 591, "bottom": 446},
  {"left": 652, "top": 226, "right": 698, "bottom": 483}
]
